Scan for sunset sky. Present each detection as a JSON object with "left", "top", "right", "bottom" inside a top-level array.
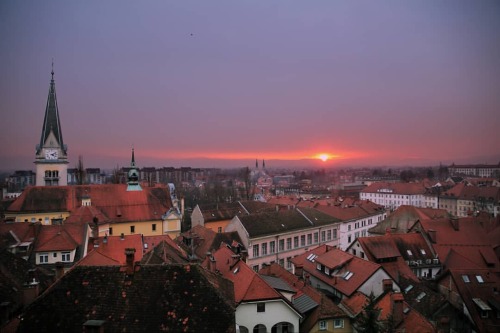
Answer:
[{"left": 1, "top": 1, "right": 499, "bottom": 171}]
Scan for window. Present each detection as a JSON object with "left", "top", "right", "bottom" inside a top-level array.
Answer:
[
  {"left": 217, "top": 226, "right": 222, "bottom": 233},
  {"left": 252, "top": 265, "right": 259, "bottom": 272},
  {"left": 294, "top": 236, "right": 299, "bottom": 248},
  {"left": 279, "top": 239, "right": 285, "bottom": 251},
  {"left": 321, "top": 231, "right": 326, "bottom": 242},
  {"left": 300, "top": 235, "right": 306, "bottom": 246},
  {"left": 334, "top": 319, "right": 344, "bottom": 328},
  {"left": 286, "top": 257, "right": 292, "bottom": 269},
  {"left": 462, "top": 275, "right": 470, "bottom": 283},
  {"left": 286, "top": 238, "right": 292, "bottom": 250},
  {"left": 257, "top": 303, "right": 265, "bottom": 312},
  {"left": 261, "top": 243, "right": 267, "bottom": 256},
  {"left": 130, "top": 225, "right": 135, "bottom": 233},
  {"left": 307, "top": 234, "right": 312, "bottom": 245},
  {"left": 348, "top": 225, "right": 351, "bottom": 231},
  {"left": 476, "top": 275, "right": 484, "bottom": 283},
  {"left": 348, "top": 235, "right": 352, "bottom": 244},
  {"left": 327, "top": 229, "right": 332, "bottom": 240},
  {"left": 39, "top": 253, "right": 49, "bottom": 264},
  {"left": 253, "top": 245, "right": 259, "bottom": 258},
  {"left": 319, "top": 320, "right": 327, "bottom": 330},
  {"left": 152, "top": 224, "right": 157, "bottom": 231},
  {"left": 109, "top": 227, "right": 113, "bottom": 235},
  {"left": 270, "top": 241, "right": 275, "bottom": 254},
  {"left": 314, "top": 232, "right": 318, "bottom": 244},
  {"left": 53, "top": 252, "right": 57, "bottom": 258},
  {"left": 62, "top": 252, "right": 71, "bottom": 262},
  {"left": 325, "top": 267, "right": 330, "bottom": 275}
]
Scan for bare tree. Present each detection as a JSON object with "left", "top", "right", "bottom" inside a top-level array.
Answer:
[{"left": 75, "top": 155, "right": 86, "bottom": 185}]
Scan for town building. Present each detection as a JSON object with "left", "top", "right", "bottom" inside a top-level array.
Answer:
[
  {"left": 347, "top": 232, "right": 441, "bottom": 281},
  {"left": 204, "top": 245, "right": 301, "bottom": 333},
  {"left": 291, "top": 245, "right": 400, "bottom": 301},
  {"left": 225, "top": 207, "right": 342, "bottom": 272},
  {"left": 449, "top": 163, "right": 500, "bottom": 178},
  {"left": 259, "top": 263, "right": 352, "bottom": 332},
  {"left": 360, "top": 181, "right": 437, "bottom": 211}
]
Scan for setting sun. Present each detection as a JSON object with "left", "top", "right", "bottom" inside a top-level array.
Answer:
[{"left": 318, "top": 154, "right": 329, "bottom": 162}]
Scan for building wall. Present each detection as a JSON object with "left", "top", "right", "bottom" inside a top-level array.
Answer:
[
  {"left": 190, "top": 205, "right": 204, "bottom": 227},
  {"left": 308, "top": 317, "right": 352, "bottom": 333},
  {"left": 358, "top": 269, "right": 400, "bottom": 297},
  {"left": 36, "top": 249, "right": 76, "bottom": 265},
  {"left": 7, "top": 212, "right": 71, "bottom": 224},
  {"left": 236, "top": 300, "right": 300, "bottom": 333},
  {"left": 226, "top": 218, "right": 341, "bottom": 272},
  {"left": 338, "top": 212, "right": 386, "bottom": 250},
  {"left": 360, "top": 192, "right": 430, "bottom": 211},
  {"left": 108, "top": 220, "right": 164, "bottom": 237},
  {"left": 207, "top": 220, "right": 232, "bottom": 233},
  {"left": 36, "top": 162, "right": 68, "bottom": 186}
]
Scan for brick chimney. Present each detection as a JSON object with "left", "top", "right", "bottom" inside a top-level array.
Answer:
[
  {"left": 125, "top": 248, "right": 136, "bottom": 275},
  {"left": 450, "top": 217, "right": 459, "bottom": 231},
  {"left": 294, "top": 263, "right": 303, "bottom": 277},
  {"left": 391, "top": 293, "right": 404, "bottom": 327}
]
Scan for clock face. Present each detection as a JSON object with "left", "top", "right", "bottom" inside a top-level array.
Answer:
[{"left": 45, "top": 149, "right": 58, "bottom": 160}]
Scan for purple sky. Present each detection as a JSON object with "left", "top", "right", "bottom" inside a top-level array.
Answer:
[{"left": 1, "top": 1, "right": 499, "bottom": 171}]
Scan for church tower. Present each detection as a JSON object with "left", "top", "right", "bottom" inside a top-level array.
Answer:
[
  {"left": 34, "top": 66, "right": 68, "bottom": 186},
  {"left": 127, "top": 148, "right": 142, "bottom": 191}
]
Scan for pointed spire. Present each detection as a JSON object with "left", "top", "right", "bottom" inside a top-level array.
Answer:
[
  {"left": 256, "top": 159, "right": 258, "bottom": 169},
  {"left": 127, "top": 147, "right": 142, "bottom": 191},
  {"left": 131, "top": 146, "right": 136, "bottom": 167},
  {"left": 37, "top": 63, "right": 65, "bottom": 154},
  {"left": 263, "top": 159, "right": 265, "bottom": 169}
]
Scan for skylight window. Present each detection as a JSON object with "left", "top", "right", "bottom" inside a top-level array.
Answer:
[
  {"left": 420, "top": 249, "right": 426, "bottom": 255},
  {"left": 406, "top": 250, "right": 413, "bottom": 256},
  {"left": 404, "top": 285, "right": 414, "bottom": 293},
  {"left": 416, "top": 292, "right": 426, "bottom": 301},
  {"left": 476, "top": 275, "right": 484, "bottom": 283},
  {"left": 343, "top": 271, "right": 354, "bottom": 280},
  {"left": 462, "top": 275, "right": 470, "bottom": 283},
  {"left": 233, "top": 267, "right": 239, "bottom": 274}
]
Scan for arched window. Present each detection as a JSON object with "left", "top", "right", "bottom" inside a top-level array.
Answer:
[
  {"left": 271, "top": 322, "right": 294, "bottom": 333},
  {"left": 253, "top": 324, "right": 266, "bottom": 333}
]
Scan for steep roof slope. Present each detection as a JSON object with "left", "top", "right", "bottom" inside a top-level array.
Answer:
[{"left": 17, "top": 264, "right": 235, "bottom": 333}]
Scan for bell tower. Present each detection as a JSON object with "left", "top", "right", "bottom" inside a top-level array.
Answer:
[{"left": 34, "top": 65, "right": 68, "bottom": 186}]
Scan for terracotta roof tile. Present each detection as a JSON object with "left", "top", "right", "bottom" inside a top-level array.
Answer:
[
  {"left": 292, "top": 245, "right": 382, "bottom": 297},
  {"left": 17, "top": 264, "right": 236, "bottom": 332}
]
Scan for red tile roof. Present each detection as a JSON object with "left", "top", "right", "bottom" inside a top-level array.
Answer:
[
  {"left": 375, "top": 292, "right": 436, "bottom": 332},
  {"left": 414, "top": 217, "right": 500, "bottom": 272},
  {"left": 438, "top": 268, "right": 500, "bottom": 333},
  {"left": 369, "top": 205, "right": 447, "bottom": 235},
  {"left": 361, "top": 182, "right": 427, "bottom": 195},
  {"left": 208, "top": 245, "right": 281, "bottom": 303},
  {"left": 292, "top": 245, "right": 383, "bottom": 297},
  {"left": 259, "top": 263, "right": 346, "bottom": 333},
  {"left": 8, "top": 184, "right": 172, "bottom": 224},
  {"left": 35, "top": 224, "right": 87, "bottom": 252},
  {"left": 84, "top": 234, "right": 143, "bottom": 264}
]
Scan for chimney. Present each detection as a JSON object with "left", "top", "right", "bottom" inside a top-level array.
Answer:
[
  {"left": 450, "top": 217, "right": 459, "bottom": 231},
  {"left": 428, "top": 229, "right": 437, "bottom": 243},
  {"left": 120, "top": 233, "right": 125, "bottom": 240},
  {"left": 103, "top": 235, "right": 108, "bottom": 244},
  {"left": 294, "top": 263, "right": 303, "bottom": 277},
  {"left": 92, "top": 217, "right": 99, "bottom": 238},
  {"left": 23, "top": 269, "right": 40, "bottom": 305},
  {"left": 93, "top": 240, "right": 99, "bottom": 248},
  {"left": 304, "top": 274, "right": 311, "bottom": 285},
  {"left": 125, "top": 248, "right": 136, "bottom": 275},
  {"left": 391, "top": 293, "right": 404, "bottom": 327}
]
